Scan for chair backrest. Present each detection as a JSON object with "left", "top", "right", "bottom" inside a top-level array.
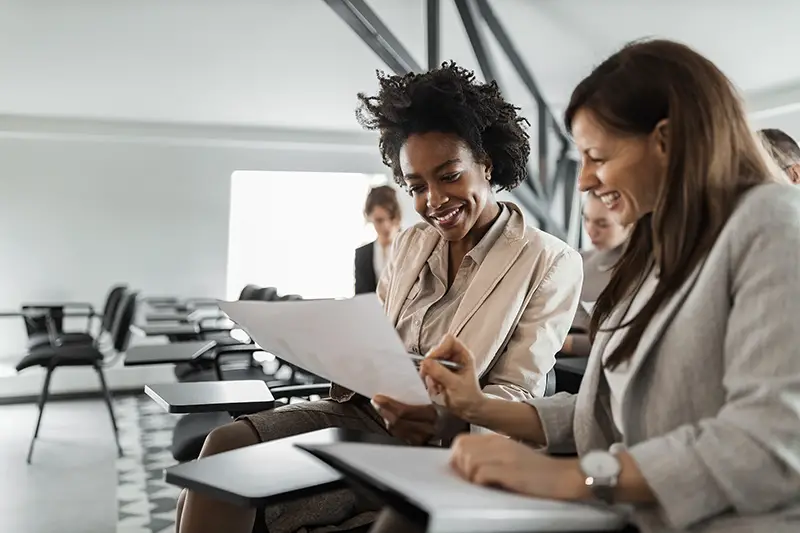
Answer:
[
  {"left": 253, "top": 287, "right": 279, "bottom": 301},
  {"left": 544, "top": 367, "right": 557, "bottom": 397},
  {"left": 21, "top": 306, "right": 63, "bottom": 337},
  {"left": 110, "top": 291, "right": 139, "bottom": 353},
  {"left": 238, "top": 284, "right": 260, "bottom": 301},
  {"left": 100, "top": 284, "right": 128, "bottom": 334}
]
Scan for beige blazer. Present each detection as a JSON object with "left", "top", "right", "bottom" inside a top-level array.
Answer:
[
  {"left": 529, "top": 183, "right": 800, "bottom": 533},
  {"left": 331, "top": 202, "right": 583, "bottom": 403}
]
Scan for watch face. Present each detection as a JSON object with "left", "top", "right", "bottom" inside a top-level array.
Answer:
[{"left": 581, "top": 451, "right": 621, "bottom": 478}]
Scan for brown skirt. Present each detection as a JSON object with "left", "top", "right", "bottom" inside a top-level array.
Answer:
[{"left": 237, "top": 398, "right": 390, "bottom": 533}]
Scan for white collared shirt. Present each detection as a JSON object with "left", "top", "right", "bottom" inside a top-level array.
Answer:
[
  {"left": 372, "top": 240, "right": 391, "bottom": 282},
  {"left": 601, "top": 267, "right": 660, "bottom": 434}
]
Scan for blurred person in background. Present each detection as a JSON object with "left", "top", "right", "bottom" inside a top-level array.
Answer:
[
  {"left": 757, "top": 128, "right": 800, "bottom": 183},
  {"left": 561, "top": 192, "right": 630, "bottom": 356},
  {"left": 355, "top": 185, "right": 402, "bottom": 294}
]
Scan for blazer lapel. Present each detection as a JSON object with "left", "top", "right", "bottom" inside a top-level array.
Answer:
[
  {"left": 574, "top": 326, "right": 618, "bottom": 451},
  {"left": 624, "top": 258, "right": 707, "bottom": 384},
  {"left": 386, "top": 228, "right": 440, "bottom": 325}
]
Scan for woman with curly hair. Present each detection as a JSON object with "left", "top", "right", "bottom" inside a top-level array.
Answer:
[{"left": 175, "top": 62, "right": 583, "bottom": 533}]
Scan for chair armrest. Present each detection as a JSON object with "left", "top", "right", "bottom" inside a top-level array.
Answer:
[{"left": 22, "top": 302, "right": 95, "bottom": 315}]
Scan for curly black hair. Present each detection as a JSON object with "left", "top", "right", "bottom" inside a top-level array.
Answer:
[{"left": 356, "top": 62, "right": 530, "bottom": 191}]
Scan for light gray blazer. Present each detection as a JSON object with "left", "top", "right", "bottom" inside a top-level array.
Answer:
[{"left": 529, "top": 183, "right": 800, "bottom": 533}]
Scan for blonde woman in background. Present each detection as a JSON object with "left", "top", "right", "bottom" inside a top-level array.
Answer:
[{"left": 561, "top": 192, "right": 630, "bottom": 356}]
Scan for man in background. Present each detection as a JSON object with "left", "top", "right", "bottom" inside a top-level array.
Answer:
[{"left": 758, "top": 128, "right": 800, "bottom": 184}]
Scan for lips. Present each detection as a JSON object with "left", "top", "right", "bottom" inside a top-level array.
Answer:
[{"left": 430, "top": 205, "right": 464, "bottom": 229}]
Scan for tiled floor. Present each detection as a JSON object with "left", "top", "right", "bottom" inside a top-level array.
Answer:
[{"left": 0, "top": 399, "right": 120, "bottom": 533}]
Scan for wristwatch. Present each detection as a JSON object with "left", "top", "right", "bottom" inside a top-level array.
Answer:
[{"left": 579, "top": 450, "right": 621, "bottom": 504}]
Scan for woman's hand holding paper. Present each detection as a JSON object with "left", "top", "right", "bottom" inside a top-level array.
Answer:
[{"left": 371, "top": 396, "right": 438, "bottom": 445}]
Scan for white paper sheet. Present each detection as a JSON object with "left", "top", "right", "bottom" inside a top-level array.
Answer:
[
  {"left": 218, "top": 295, "right": 431, "bottom": 405},
  {"left": 300, "top": 442, "right": 630, "bottom": 533}
]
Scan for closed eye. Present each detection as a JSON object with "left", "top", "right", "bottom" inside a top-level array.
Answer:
[{"left": 441, "top": 172, "right": 462, "bottom": 182}]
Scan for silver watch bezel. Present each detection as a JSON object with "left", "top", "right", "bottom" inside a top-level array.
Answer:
[{"left": 580, "top": 450, "right": 621, "bottom": 504}]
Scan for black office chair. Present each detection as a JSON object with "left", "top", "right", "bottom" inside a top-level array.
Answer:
[
  {"left": 173, "top": 284, "right": 280, "bottom": 382},
  {"left": 16, "top": 290, "right": 139, "bottom": 463},
  {"left": 25, "top": 284, "right": 127, "bottom": 351}
]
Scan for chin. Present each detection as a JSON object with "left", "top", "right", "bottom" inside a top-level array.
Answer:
[{"left": 437, "top": 226, "right": 468, "bottom": 242}]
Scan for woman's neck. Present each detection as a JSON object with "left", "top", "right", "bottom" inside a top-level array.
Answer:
[
  {"left": 449, "top": 201, "right": 501, "bottom": 260},
  {"left": 377, "top": 232, "right": 396, "bottom": 248}
]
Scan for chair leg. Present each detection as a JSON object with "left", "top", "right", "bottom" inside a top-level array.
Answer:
[
  {"left": 27, "top": 366, "right": 55, "bottom": 464},
  {"left": 95, "top": 364, "right": 123, "bottom": 458}
]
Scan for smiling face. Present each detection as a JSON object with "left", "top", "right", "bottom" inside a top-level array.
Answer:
[
  {"left": 572, "top": 108, "right": 668, "bottom": 226},
  {"left": 399, "top": 132, "right": 498, "bottom": 242}
]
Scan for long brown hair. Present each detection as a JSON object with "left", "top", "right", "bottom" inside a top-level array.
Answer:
[{"left": 565, "top": 39, "right": 776, "bottom": 369}]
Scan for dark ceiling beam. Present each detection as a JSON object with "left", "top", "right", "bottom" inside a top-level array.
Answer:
[
  {"left": 323, "top": 0, "right": 422, "bottom": 75},
  {"left": 474, "top": 0, "right": 568, "bottom": 145},
  {"left": 427, "top": 0, "right": 440, "bottom": 70},
  {"left": 454, "top": 0, "right": 498, "bottom": 83}
]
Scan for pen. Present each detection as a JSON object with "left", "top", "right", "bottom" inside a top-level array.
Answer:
[{"left": 407, "top": 353, "right": 463, "bottom": 371}]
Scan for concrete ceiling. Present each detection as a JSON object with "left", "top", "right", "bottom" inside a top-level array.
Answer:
[{"left": 1, "top": 0, "right": 799, "bottom": 135}]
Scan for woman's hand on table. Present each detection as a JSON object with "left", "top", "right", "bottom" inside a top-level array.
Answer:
[{"left": 450, "top": 433, "right": 586, "bottom": 501}]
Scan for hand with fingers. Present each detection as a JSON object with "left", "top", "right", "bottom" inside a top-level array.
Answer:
[
  {"left": 417, "top": 333, "right": 487, "bottom": 421},
  {"left": 449, "top": 433, "right": 585, "bottom": 501},
  {"left": 371, "top": 395, "right": 438, "bottom": 445}
]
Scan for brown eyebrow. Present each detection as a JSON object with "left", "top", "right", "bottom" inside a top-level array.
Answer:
[{"left": 403, "top": 158, "right": 462, "bottom": 180}]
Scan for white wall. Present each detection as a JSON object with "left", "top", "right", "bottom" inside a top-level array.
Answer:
[{"left": 0, "top": 116, "right": 387, "bottom": 363}]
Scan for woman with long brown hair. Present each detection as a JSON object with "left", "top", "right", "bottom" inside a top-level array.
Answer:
[{"left": 371, "top": 39, "right": 800, "bottom": 533}]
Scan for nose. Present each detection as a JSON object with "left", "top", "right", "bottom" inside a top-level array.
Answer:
[
  {"left": 577, "top": 163, "right": 599, "bottom": 193},
  {"left": 426, "top": 184, "right": 449, "bottom": 210}
]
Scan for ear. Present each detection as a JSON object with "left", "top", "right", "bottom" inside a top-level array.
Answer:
[
  {"left": 652, "top": 119, "right": 669, "bottom": 155},
  {"left": 482, "top": 157, "right": 493, "bottom": 182},
  {"left": 789, "top": 165, "right": 800, "bottom": 185}
]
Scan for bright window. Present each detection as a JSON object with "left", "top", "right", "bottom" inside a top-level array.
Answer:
[{"left": 226, "top": 171, "right": 389, "bottom": 300}]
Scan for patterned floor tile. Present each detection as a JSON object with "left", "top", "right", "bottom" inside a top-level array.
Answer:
[{"left": 115, "top": 395, "right": 181, "bottom": 533}]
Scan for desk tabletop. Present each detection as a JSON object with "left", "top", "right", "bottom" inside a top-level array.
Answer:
[
  {"left": 124, "top": 340, "right": 216, "bottom": 367},
  {"left": 555, "top": 356, "right": 589, "bottom": 376},
  {"left": 145, "top": 380, "right": 275, "bottom": 414},
  {"left": 132, "top": 323, "right": 200, "bottom": 337},
  {"left": 145, "top": 311, "right": 192, "bottom": 323},
  {"left": 164, "top": 428, "right": 401, "bottom": 507}
]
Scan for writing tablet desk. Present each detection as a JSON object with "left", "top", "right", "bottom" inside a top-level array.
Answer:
[
  {"left": 144, "top": 380, "right": 275, "bottom": 414},
  {"left": 163, "top": 428, "right": 400, "bottom": 507},
  {"left": 124, "top": 340, "right": 216, "bottom": 366}
]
